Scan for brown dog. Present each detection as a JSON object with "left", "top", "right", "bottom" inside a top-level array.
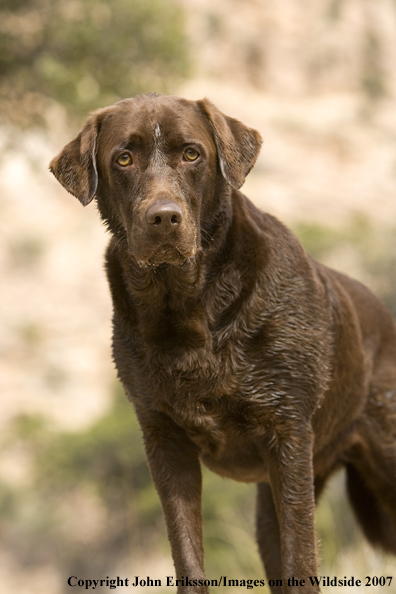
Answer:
[{"left": 50, "top": 93, "right": 396, "bottom": 594}]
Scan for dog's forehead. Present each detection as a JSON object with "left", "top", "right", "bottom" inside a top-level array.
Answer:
[{"left": 100, "top": 95, "right": 213, "bottom": 148}]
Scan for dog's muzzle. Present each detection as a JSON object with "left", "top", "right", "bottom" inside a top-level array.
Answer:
[{"left": 131, "top": 199, "right": 197, "bottom": 267}]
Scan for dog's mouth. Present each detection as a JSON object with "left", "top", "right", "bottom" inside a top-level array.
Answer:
[
  {"left": 129, "top": 221, "right": 198, "bottom": 268},
  {"left": 139, "top": 244, "right": 196, "bottom": 267}
]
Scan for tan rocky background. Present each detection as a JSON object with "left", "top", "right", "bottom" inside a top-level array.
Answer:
[{"left": 1, "top": 0, "right": 396, "bottom": 592}]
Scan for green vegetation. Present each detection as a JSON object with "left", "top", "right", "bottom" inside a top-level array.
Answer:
[
  {"left": 1, "top": 386, "right": 163, "bottom": 580},
  {"left": 0, "top": 0, "right": 189, "bottom": 128}
]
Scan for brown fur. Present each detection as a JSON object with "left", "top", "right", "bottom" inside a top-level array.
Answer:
[{"left": 50, "top": 93, "right": 396, "bottom": 594}]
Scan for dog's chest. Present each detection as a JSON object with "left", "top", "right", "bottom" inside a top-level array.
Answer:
[
  {"left": 144, "top": 334, "right": 255, "bottom": 424},
  {"left": 142, "top": 340, "right": 271, "bottom": 462},
  {"left": 157, "top": 389, "right": 267, "bottom": 481},
  {"left": 136, "top": 314, "right": 301, "bottom": 443}
]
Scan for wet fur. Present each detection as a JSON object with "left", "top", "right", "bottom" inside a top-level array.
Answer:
[{"left": 50, "top": 93, "right": 396, "bottom": 594}]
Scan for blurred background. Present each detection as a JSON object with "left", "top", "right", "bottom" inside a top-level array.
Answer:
[{"left": 1, "top": 0, "right": 396, "bottom": 592}]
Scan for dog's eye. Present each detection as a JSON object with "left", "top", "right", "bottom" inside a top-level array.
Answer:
[
  {"left": 116, "top": 153, "right": 132, "bottom": 167},
  {"left": 183, "top": 148, "right": 199, "bottom": 162}
]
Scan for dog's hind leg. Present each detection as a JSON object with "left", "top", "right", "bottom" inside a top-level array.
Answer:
[
  {"left": 256, "top": 482, "right": 283, "bottom": 594},
  {"left": 346, "top": 462, "right": 396, "bottom": 553},
  {"left": 346, "top": 388, "right": 396, "bottom": 554}
]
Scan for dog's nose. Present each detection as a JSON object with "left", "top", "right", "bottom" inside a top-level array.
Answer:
[{"left": 145, "top": 201, "right": 183, "bottom": 232}]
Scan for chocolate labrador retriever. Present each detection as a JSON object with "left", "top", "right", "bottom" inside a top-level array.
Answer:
[{"left": 50, "top": 93, "right": 396, "bottom": 593}]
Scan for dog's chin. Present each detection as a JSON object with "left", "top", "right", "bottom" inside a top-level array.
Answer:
[{"left": 137, "top": 244, "right": 195, "bottom": 268}]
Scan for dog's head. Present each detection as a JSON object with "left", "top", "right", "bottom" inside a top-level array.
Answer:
[{"left": 50, "top": 93, "right": 262, "bottom": 267}]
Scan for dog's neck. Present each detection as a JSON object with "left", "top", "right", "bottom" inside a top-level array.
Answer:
[{"left": 105, "top": 189, "right": 266, "bottom": 368}]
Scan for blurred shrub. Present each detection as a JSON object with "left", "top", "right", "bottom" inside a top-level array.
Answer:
[
  {"left": 201, "top": 469, "right": 266, "bottom": 591},
  {"left": 0, "top": 0, "right": 189, "bottom": 128},
  {"left": 1, "top": 384, "right": 165, "bottom": 585}
]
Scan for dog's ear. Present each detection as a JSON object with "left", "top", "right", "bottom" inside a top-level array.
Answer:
[
  {"left": 49, "top": 111, "right": 103, "bottom": 206},
  {"left": 198, "top": 98, "right": 262, "bottom": 189}
]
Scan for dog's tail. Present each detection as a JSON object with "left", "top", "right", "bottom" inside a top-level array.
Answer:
[{"left": 346, "top": 463, "right": 396, "bottom": 554}]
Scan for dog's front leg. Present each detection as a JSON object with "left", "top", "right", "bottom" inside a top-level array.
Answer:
[
  {"left": 263, "top": 425, "right": 320, "bottom": 594},
  {"left": 135, "top": 407, "right": 208, "bottom": 594}
]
